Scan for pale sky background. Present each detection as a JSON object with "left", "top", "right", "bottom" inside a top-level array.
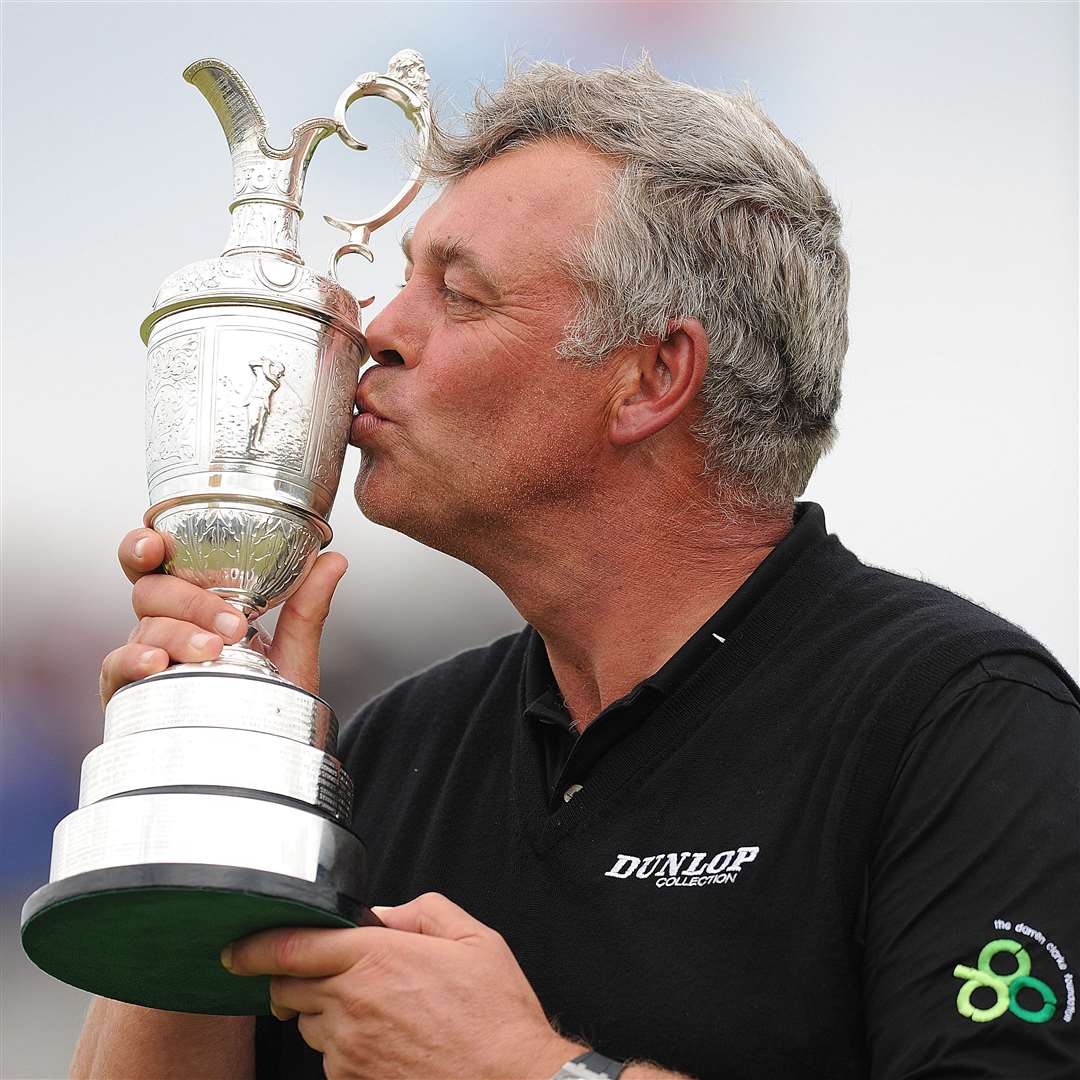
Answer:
[{"left": 2, "top": 3, "right": 1077, "bottom": 1075}]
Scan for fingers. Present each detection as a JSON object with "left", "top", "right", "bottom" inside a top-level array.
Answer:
[
  {"left": 373, "top": 893, "right": 489, "bottom": 940},
  {"left": 268, "top": 552, "right": 348, "bottom": 693},
  {"left": 100, "top": 612, "right": 229, "bottom": 708},
  {"left": 222, "top": 926, "right": 365, "bottom": 979},
  {"left": 99, "top": 575, "right": 250, "bottom": 710},
  {"left": 118, "top": 528, "right": 166, "bottom": 584},
  {"left": 269, "top": 975, "right": 317, "bottom": 1022},
  {"left": 100, "top": 643, "right": 170, "bottom": 709},
  {"left": 295, "top": 1013, "right": 325, "bottom": 1051},
  {"left": 132, "top": 575, "right": 249, "bottom": 642},
  {"left": 128, "top": 616, "right": 228, "bottom": 663}
]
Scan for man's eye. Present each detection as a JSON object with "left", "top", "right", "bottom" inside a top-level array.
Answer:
[{"left": 439, "top": 285, "right": 478, "bottom": 308}]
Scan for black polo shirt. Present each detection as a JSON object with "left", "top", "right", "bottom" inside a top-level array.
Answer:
[
  {"left": 525, "top": 502, "right": 825, "bottom": 809},
  {"left": 257, "top": 504, "right": 1080, "bottom": 1079}
]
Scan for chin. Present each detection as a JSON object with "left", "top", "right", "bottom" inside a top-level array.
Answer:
[
  {"left": 353, "top": 456, "right": 497, "bottom": 563},
  {"left": 353, "top": 456, "right": 398, "bottom": 527},
  {"left": 354, "top": 455, "right": 431, "bottom": 537}
]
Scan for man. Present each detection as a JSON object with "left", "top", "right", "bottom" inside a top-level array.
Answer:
[{"left": 76, "top": 60, "right": 1078, "bottom": 1079}]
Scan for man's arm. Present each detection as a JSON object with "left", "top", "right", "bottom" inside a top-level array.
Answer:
[
  {"left": 225, "top": 894, "right": 695, "bottom": 1080},
  {"left": 864, "top": 655, "right": 1080, "bottom": 1078},
  {"left": 71, "top": 999, "right": 253, "bottom": 1079}
]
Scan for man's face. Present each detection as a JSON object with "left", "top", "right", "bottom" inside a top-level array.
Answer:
[{"left": 351, "top": 139, "right": 621, "bottom": 560}]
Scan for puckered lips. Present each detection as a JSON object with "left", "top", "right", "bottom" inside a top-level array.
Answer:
[{"left": 350, "top": 368, "right": 391, "bottom": 445}]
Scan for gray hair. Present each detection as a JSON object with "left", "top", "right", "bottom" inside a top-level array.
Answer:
[{"left": 422, "top": 58, "right": 849, "bottom": 510}]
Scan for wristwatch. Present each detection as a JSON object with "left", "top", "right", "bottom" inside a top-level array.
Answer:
[{"left": 548, "top": 1050, "right": 627, "bottom": 1079}]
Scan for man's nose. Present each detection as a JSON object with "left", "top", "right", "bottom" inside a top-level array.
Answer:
[{"left": 364, "top": 296, "right": 413, "bottom": 368}]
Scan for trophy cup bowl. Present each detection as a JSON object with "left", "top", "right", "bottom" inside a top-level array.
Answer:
[{"left": 20, "top": 52, "right": 431, "bottom": 1015}]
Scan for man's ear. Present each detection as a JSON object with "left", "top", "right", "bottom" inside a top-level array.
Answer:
[{"left": 609, "top": 319, "right": 709, "bottom": 447}]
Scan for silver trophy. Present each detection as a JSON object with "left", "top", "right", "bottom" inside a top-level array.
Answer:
[{"left": 21, "top": 52, "right": 431, "bottom": 1015}]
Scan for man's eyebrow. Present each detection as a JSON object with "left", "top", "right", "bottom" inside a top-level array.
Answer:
[{"left": 399, "top": 228, "right": 502, "bottom": 298}]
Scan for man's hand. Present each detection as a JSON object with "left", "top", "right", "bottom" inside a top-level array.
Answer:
[
  {"left": 99, "top": 527, "right": 348, "bottom": 708},
  {"left": 222, "top": 893, "right": 583, "bottom": 1080}
]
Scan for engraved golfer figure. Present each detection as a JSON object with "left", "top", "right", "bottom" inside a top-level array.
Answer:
[{"left": 242, "top": 357, "right": 287, "bottom": 452}]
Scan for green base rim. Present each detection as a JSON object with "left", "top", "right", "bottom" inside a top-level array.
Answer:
[{"left": 21, "top": 864, "right": 373, "bottom": 1015}]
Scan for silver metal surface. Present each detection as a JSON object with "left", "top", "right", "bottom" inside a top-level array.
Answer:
[
  {"left": 32, "top": 54, "right": 432, "bottom": 927},
  {"left": 325, "top": 49, "right": 431, "bottom": 279},
  {"left": 153, "top": 500, "right": 325, "bottom": 617},
  {"left": 80, "top": 728, "right": 353, "bottom": 822},
  {"left": 104, "top": 669, "right": 337, "bottom": 750},
  {"left": 143, "top": 304, "right": 361, "bottom": 534},
  {"left": 50, "top": 793, "right": 365, "bottom": 893},
  {"left": 142, "top": 255, "right": 363, "bottom": 344},
  {"left": 140, "top": 51, "right": 431, "bottom": 647}
]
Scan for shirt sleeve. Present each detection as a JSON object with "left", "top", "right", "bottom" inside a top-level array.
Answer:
[{"left": 864, "top": 653, "right": 1080, "bottom": 1079}]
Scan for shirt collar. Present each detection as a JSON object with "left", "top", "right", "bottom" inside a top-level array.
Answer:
[
  {"left": 643, "top": 500, "right": 826, "bottom": 693},
  {"left": 522, "top": 501, "right": 829, "bottom": 718}
]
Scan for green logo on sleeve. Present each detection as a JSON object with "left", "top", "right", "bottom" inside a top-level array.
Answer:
[{"left": 954, "top": 939, "right": 1057, "bottom": 1024}]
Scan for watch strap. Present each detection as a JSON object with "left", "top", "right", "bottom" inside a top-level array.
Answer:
[{"left": 551, "top": 1050, "right": 627, "bottom": 1079}]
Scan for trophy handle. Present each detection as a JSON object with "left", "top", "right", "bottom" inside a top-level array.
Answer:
[{"left": 325, "top": 49, "right": 432, "bottom": 284}]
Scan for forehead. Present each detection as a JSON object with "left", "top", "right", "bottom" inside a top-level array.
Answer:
[{"left": 411, "top": 139, "right": 616, "bottom": 282}]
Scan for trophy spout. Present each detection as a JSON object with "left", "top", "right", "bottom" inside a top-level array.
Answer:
[
  {"left": 183, "top": 58, "right": 270, "bottom": 163},
  {"left": 184, "top": 58, "right": 338, "bottom": 263}
]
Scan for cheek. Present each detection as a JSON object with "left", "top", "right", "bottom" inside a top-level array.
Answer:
[{"left": 488, "top": 387, "right": 606, "bottom": 483}]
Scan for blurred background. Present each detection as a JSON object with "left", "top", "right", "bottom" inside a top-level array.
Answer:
[{"left": 2, "top": 2, "right": 1076, "bottom": 1075}]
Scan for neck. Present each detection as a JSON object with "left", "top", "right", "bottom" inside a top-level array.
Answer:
[{"left": 478, "top": 468, "right": 793, "bottom": 731}]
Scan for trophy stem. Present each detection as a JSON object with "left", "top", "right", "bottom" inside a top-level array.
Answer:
[
  {"left": 215, "top": 623, "right": 282, "bottom": 677},
  {"left": 209, "top": 589, "right": 266, "bottom": 622}
]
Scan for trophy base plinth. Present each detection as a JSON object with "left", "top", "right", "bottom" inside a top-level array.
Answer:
[
  {"left": 22, "top": 789, "right": 372, "bottom": 1015},
  {"left": 21, "top": 863, "right": 378, "bottom": 1015}
]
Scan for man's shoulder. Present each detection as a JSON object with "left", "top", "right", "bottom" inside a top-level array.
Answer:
[
  {"left": 786, "top": 536, "right": 1080, "bottom": 725},
  {"left": 821, "top": 537, "right": 1058, "bottom": 658},
  {"left": 339, "top": 628, "right": 528, "bottom": 754},
  {"left": 832, "top": 542, "right": 1018, "bottom": 626}
]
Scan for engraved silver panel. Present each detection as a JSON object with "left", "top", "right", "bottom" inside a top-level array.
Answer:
[
  {"left": 146, "top": 330, "right": 202, "bottom": 476},
  {"left": 153, "top": 501, "right": 323, "bottom": 616},
  {"left": 80, "top": 728, "right": 353, "bottom": 822},
  {"left": 50, "top": 793, "right": 364, "bottom": 891},
  {"left": 144, "top": 305, "right": 363, "bottom": 523},
  {"left": 104, "top": 671, "right": 337, "bottom": 750},
  {"left": 210, "top": 326, "right": 317, "bottom": 472}
]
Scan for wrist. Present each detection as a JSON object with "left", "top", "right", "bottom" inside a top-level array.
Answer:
[{"left": 532, "top": 1033, "right": 590, "bottom": 1079}]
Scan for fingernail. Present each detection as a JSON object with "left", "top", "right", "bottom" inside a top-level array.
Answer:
[
  {"left": 191, "top": 631, "right": 218, "bottom": 653},
  {"left": 220, "top": 945, "right": 233, "bottom": 972},
  {"left": 133, "top": 538, "right": 149, "bottom": 560},
  {"left": 270, "top": 1004, "right": 298, "bottom": 1021},
  {"left": 139, "top": 649, "right": 161, "bottom": 669},
  {"left": 213, "top": 612, "right": 246, "bottom": 639}
]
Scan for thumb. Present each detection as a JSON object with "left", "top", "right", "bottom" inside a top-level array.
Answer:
[
  {"left": 372, "top": 893, "right": 487, "bottom": 940},
  {"left": 268, "top": 551, "right": 348, "bottom": 693}
]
